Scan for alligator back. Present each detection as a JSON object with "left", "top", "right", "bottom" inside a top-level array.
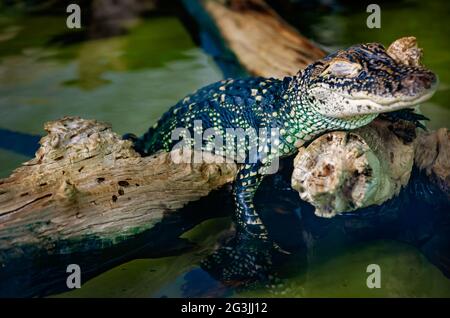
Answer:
[{"left": 130, "top": 76, "right": 287, "bottom": 156}]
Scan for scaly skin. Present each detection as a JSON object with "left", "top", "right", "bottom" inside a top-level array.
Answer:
[{"left": 125, "top": 43, "right": 437, "bottom": 248}]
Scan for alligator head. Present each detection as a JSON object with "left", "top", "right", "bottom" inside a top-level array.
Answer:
[{"left": 294, "top": 41, "right": 438, "bottom": 119}]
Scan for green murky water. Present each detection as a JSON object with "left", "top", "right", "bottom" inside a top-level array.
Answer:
[
  {"left": 0, "top": 0, "right": 449, "bottom": 297},
  {"left": 0, "top": 13, "right": 222, "bottom": 177},
  {"left": 55, "top": 218, "right": 450, "bottom": 298}
]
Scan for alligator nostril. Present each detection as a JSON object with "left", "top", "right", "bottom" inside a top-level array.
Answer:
[{"left": 402, "top": 73, "right": 434, "bottom": 89}]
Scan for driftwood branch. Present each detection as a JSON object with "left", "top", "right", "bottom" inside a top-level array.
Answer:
[
  {"left": 291, "top": 121, "right": 450, "bottom": 217},
  {"left": 0, "top": 117, "right": 236, "bottom": 259},
  {"left": 292, "top": 120, "right": 415, "bottom": 217}
]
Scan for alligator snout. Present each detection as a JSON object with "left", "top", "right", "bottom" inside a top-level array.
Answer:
[{"left": 401, "top": 71, "right": 437, "bottom": 94}]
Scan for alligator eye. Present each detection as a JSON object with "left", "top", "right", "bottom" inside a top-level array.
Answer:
[{"left": 322, "top": 61, "right": 362, "bottom": 77}]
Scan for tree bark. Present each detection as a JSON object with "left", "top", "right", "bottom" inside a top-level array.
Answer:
[{"left": 0, "top": 117, "right": 236, "bottom": 260}]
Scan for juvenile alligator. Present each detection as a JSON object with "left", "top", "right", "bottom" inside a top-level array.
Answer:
[{"left": 125, "top": 42, "right": 437, "bottom": 251}]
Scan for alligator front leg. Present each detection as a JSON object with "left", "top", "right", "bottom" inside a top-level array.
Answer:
[
  {"left": 234, "top": 163, "right": 269, "bottom": 240},
  {"left": 201, "top": 162, "right": 282, "bottom": 284},
  {"left": 234, "top": 163, "right": 289, "bottom": 254}
]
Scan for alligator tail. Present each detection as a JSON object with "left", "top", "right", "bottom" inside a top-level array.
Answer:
[{"left": 122, "top": 126, "right": 156, "bottom": 156}]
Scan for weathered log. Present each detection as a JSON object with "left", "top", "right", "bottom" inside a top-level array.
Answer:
[
  {"left": 292, "top": 120, "right": 415, "bottom": 218},
  {"left": 0, "top": 117, "right": 236, "bottom": 259},
  {"left": 291, "top": 120, "right": 450, "bottom": 217},
  {"left": 414, "top": 128, "right": 450, "bottom": 196},
  {"left": 386, "top": 36, "right": 423, "bottom": 67}
]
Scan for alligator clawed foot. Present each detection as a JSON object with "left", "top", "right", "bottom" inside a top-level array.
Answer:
[
  {"left": 273, "top": 241, "right": 291, "bottom": 255},
  {"left": 380, "top": 108, "right": 429, "bottom": 130}
]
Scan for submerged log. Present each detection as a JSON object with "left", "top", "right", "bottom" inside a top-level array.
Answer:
[{"left": 200, "top": 0, "right": 325, "bottom": 78}]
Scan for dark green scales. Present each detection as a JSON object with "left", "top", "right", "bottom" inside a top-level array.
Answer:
[{"left": 125, "top": 43, "right": 437, "bottom": 247}]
